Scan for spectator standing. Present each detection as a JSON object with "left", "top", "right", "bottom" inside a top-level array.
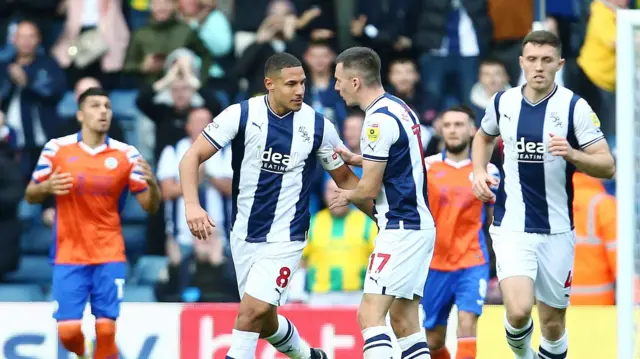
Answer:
[
  {"left": 387, "top": 58, "right": 427, "bottom": 122},
  {"left": 0, "top": 21, "right": 66, "bottom": 182},
  {"left": 0, "top": 139, "right": 23, "bottom": 281},
  {"left": 123, "top": 0, "right": 212, "bottom": 86},
  {"left": 469, "top": 58, "right": 510, "bottom": 126},
  {"left": 52, "top": 0, "right": 130, "bottom": 89}
]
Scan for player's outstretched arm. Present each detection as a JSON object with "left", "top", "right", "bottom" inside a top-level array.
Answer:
[
  {"left": 328, "top": 164, "right": 375, "bottom": 219},
  {"left": 329, "top": 160, "right": 385, "bottom": 215}
]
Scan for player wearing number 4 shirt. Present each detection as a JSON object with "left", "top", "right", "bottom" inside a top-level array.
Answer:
[
  {"left": 179, "top": 53, "right": 368, "bottom": 359},
  {"left": 24, "top": 88, "right": 162, "bottom": 359},
  {"left": 331, "top": 47, "right": 434, "bottom": 359},
  {"left": 471, "top": 31, "right": 615, "bottom": 359}
]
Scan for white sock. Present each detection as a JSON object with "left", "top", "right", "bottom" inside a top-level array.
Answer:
[
  {"left": 398, "top": 331, "right": 431, "bottom": 358},
  {"left": 362, "top": 326, "right": 394, "bottom": 359},
  {"left": 265, "top": 315, "right": 311, "bottom": 359},
  {"left": 504, "top": 315, "right": 535, "bottom": 359},
  {"left": 538, "top": 330, "right": 568, "bottom": 359},
  {"left": 226, "top": 329, "right": 260, "bottom": 359}
]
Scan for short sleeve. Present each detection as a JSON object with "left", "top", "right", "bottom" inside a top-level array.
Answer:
[
  {"left": 126, "top": 145, "right": 149, "bottom": 194},
  {"left": 486, "top": 163, "right": 501, "bottom": 205},
  {"left": 361, "top": 114, "right": 398, "bottom": 162},
  {"left": 156, "top": 145, "right": 178, "bottom": 181},
  {"left": 573, "top": 98, "right": 605, "bottom": 149},
  {"left": 205, "top": 146, "right": 233, "bottom": 178},
  {"left": 202, "top": 104, "right": 241, "bottom": 150},
  {"left": 480, "top": 92, "right": 501, "bottom": 136},
  {"left": 316, "top": 117, "right": 345, "bottom": 171},
  {"left": 31, "top": 140, "right": 58, "bottom": 183}
]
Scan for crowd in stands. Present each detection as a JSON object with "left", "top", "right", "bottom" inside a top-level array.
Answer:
[{"left": 0, "top": 0, "right": 623, "bottom": 304}]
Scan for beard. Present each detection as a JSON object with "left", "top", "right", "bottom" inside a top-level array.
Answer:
[{"left": 444, "top": 140, "right": 469, "bottom": 155}]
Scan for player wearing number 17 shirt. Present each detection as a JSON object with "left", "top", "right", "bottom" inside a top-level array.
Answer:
[
  {"left": 179, "top": 53, "right": 367, "bottom": 359},
  {"left": 331, "top": 47, "right": 434, "bottom": 359},
  {"left": 471, "top": 31, "right": 615, "bottom": 359}
]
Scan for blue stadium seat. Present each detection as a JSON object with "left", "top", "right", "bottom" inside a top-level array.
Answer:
[
  {"left": 4, "top": 256, "right": 53, "bottom": 284},
  {"left": 123, "top": 285, "right": 156, "bottom": 302},
  {"left": 110, "top": 90, "right": 139, "bottom": 119},
  {"left": 20, "top": 223, "right": 53, "bottom": 255},
  {"left": 57, "top": 91, "right": 78, "bottom": 119},
  {"left": 131, "top": 256, "right": 168, "bottom": 285},
  {"left": 0, "top": 284, "right": 46, "bottom": 302},
  {"left": 18, "top": 200, "right": 40, "bottom": 221},
  {"left": 122, "top": 224, "right": 146, "bottom": 262},
  {"left": 121, "top": 196, "right": 147, "bottom": 223}
]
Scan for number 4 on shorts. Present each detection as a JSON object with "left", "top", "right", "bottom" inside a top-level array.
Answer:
[{"left": 368, "top": 253, "right": 391, "bottom": 274}]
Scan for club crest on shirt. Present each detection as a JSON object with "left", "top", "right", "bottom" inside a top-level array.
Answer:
[
  {"left": 367, "top": 124, "right": 379, "bottom": 142},
  {"left": 104, "top": 157, "right": 118, "bottom": 170},
  {"left": 591, "top": 112, "right": 601, "bottom": 127}
]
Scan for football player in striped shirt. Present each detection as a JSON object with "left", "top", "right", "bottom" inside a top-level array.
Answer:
[
  {"left": 471, "top": 30, "right": 615, "bottom": 359},
  {"left": 179, "top": 53, "right": 368, "bottom": 359},
  {"left": 25, "top": 87, "right": 161, "bottom": 359}
]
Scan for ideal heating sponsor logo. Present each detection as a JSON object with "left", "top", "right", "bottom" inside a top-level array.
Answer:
[
  {"left": 256, "top": 146, "right": 300, "bottom": 174},
  {"left": 504, "top": 137, "right": 553, "bottom": 163}
]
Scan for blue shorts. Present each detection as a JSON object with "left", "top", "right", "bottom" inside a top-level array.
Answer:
[
  {"left": 421, "top": 264, "right": 489, "bottom": 330},
  {"left": 52, "top": 262, "right": 127, "bottom": 321}
]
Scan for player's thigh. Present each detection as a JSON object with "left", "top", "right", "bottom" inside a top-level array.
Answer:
[
  {"left": 244, "top": 240, "right": 306, "bottom": 307},
  {"left": 454, "top": 264, "right": 490, "bottom": 319},
  {"left": 229, "top": 233, "right": 257, "bottom": 299},
  {"left": 52, "top": 264, "right": 92, "bottom": 321},
  {"left": 89, "top": 262, "right": 127, "bottom": 319},
  {"left": 364, "top": 228, "right": 435, "bottom": 300},
  {"left": 420, "top": 269, "right": 456, "bottom": 331},
  {"left": 535, "top": 231, "right": 576, "bottom": 309}
]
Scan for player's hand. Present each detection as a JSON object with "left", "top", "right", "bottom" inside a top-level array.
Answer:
[
  {"left": 185, "top": 202, "right": 216, "bottom": 240},
  {"left": 47, "top": 167, "right": 73, "bottom": 195},
  {"left": 335, "top": 146, "right": 363, "bottom": 167},
  {"left": 328, "top": 188, "right": 351, "bottom": 209},
  {"left": 472, "top": 171, "right": 497, "bottom": 203},
  {"left": 548, "top": 133, "right": 575, "bottom": 160},
  {"left": 137, "top": 157, "right": 157, "bottom": 186}
]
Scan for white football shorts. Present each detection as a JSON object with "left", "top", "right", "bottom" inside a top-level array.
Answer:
[
  {"left": 230, "top": 234, "right": 306, "bottom": 306},
  {"left": 363, "top": 228, "right": 436, "bottom": 300},
  {"left": 490, "top": 225, "right": 576, "bottom": 308}
]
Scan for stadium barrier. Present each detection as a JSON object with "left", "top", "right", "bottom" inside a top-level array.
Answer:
[{"left": 0, "top": 303, "right": 618, "bottom": 358}]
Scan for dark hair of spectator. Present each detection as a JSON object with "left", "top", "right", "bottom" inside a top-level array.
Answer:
[
  {"left": 307, "top": 39, "right": 333, "bottom": 51},
  {"left": 346, "top": 108, "right": 366, "bottom": 119},
  {"left": 77, "top": 87, "right": 109, "bottom": 107},
  {"left": 264, "top": 53, "right": 303, "bottom": 78},
  {"left": 335, "top": 47, "right": 382, "bottom": 87},
  {"left": 480, "top": 57, "right": 506, "bottom": 69},
  {"left": 522, "top": 30, "right": 562, "bottom": 53},
  {"left": 389, "top": 57, "right": 416, "bottom": 68},
  {"left": 441, "top": 104, "right": 476, "bottom": 123}
]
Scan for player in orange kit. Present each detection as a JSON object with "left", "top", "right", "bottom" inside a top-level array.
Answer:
[
  {"left": 24, "top": 87, "right": 161, "bottom": 359},
  {"left": 421, "top": 105, "right": 500, "bottom": 359}
]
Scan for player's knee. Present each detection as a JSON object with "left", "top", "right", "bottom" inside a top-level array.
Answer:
[
  {"left": 357, "top": 300, "right": 386, "bottom": 329},
  {"left": 539, "top": 316, "right": 566, "bottom": 341},
  {"left": 58, "top": 321, "right": 83, "bottom": 344},
  {"left": 425, "top": 330, "right": 446, "bottom": 350},
  {"left": 456, "top": 312, "right": 478, "bottom": 338},
  {"left": 96, "top": 319, "right": 116, "bottom": 339},
  {"left": 505, "top": 306, "right": 533, "bottom": 328},
  {"left": 236, "top": 299, "right": 274, "bottom": 330}
]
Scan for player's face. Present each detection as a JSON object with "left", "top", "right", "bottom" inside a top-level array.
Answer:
[
  {"left": 343, "top": 115, "right": 364, "bottom": 151},
  {"left": 78, "top": 95, "right": 112, "bottom": 134},
  {"left": 441, "top": 111, "right": 474, "bottom": 154},
  {"left": 186, "top": 109, "right": 212, "bottom": 140},
  {"left": 520, "top": 43, "right": 564, "bottom": 92},
  {"left": 334, "top": 63, "right": 359, "bottom": 107},
  {"left": 265, "top": 66, "right": 306, "bottom": 112}
]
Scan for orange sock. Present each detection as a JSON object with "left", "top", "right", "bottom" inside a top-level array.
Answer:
[
  {"left": 456, "top": 337, "right": 477, "bottom": 359},
  {"left": 94, "top": 318, "right": 118, "bottom": 359},
  {"left": 431, "top": 346, "right": 451, "bottom": 359},
  {"left": 57, "top": 321, "right": 86, "bottom": 356}
]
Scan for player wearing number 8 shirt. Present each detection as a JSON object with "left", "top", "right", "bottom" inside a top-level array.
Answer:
[
  {"left": 331, "top": 47, "right": 434, "bottom": 359},
  {"left": 179, "top": 53, "right": 367, "bottom": 359},
  {"left": 24, "top": 88, "right": 162, "bottom": 359},
  {"left": 471, "top": 31, "right": 615, "bottom": 359}
]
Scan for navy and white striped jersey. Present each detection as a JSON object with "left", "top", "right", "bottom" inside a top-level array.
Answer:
[
  {"left": 481, "top": 84, "right": 605, "bottom": 234},
  {"left": 362, "top": 93, "right": 434, "bottom": 230},
  {"left": 202, "top": 95, "right": 345, "bottom": 243},
  {"left": 157, "top": 138, "right": 232, "bottom": 245}
]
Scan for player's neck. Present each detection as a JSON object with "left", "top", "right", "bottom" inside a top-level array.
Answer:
[
  {"left": 359, "top": 87, "right": 386, "bottom": 111},
  {"left": 445, "top": 149, "right": 470, "bottom": 163},
  {"left": 80, "top": 128, "right": 107, "bottom": 148},
  {"left": 267, "top": 94, "right": 290, "bottom": 116},
  {"left": 522, "top": 83, "right": 555, "bottom": 104}
]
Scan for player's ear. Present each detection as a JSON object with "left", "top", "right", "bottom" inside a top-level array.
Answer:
[
  {"left": 264, "top": 77, "right": 275, "bottom": 92},
  {"left": 76, "top": 110, "right": 84, "bottom": 124},
  {"left": 557, "top": 57, "right": 565, "bottom": 70}
]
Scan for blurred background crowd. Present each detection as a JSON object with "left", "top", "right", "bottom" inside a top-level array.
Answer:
[{"left": 0, "top": 0, "right": 625, "bottom": 306}]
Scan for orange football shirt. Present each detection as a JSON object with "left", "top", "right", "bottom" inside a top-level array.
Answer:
[{"left": 32, "top": 133, "right": 148, "bottom": 264}]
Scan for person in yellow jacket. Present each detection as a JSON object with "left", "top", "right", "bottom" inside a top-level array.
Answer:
[{"left": 571, "top": 171, "right": 617, "bottom": 305}]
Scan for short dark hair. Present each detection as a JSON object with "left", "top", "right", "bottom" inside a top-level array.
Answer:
[
  {"left": 480, "top": 57, "right": 506, "bottom": 69},
  {"left": 264, "top": 52, "right": 303, "bottom": 77},
  {"left": 441, "top": 104, "right": 476, "bottom": 123},
  {"left": 335, "top": 47, "right": 382, "bottom": 87},
  {"left": 522, "top": 30, "right": 562, "bottom": 53},
  {"left": 77, "top": 87, "right": 109, "bottom": 107}
]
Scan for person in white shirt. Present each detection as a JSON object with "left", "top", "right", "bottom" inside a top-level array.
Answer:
[{"left": 471, "top": 30, "right": 615, "bottom": 359}]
